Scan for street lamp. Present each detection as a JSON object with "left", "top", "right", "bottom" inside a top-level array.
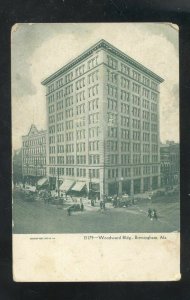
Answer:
[
  {"left": 88, "top": 169, "right": 92, "bottom": 199},
  {"left": 57, "top": 167, "right": 60, "bottom": 198}
]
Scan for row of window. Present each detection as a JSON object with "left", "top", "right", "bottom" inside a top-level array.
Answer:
[
  {"left": 23, "top": 167, "right": 46, "bottom": 176},
  {"left": 107, "top": 69, "right": 117, "bottom": 85},
  {"left": 89, "top": 98, "right": 99, "bottom": 111},
  {"left": 107, "top": 140, "right": 118, "bottom": 151},
  {"left": 76, "top": 155, "right": 86, "bottom": 164},
  {"left": 77, "top": 142, "right": 86, "bottom": 152},
  {"left": 23, "top": 157, "right": 46, "bottom": 165},
  {"left": 50, "top": 90, "right": 158, "bottom": 114},
  {"left": 57, "top": 123, "right": 64, "bottom": 132},
  {"left": 76, "top": 77, "right": 85, "bottom": 90},
  {"left": 76, "top": 91, "right": 85, "bottom": 103},
  {"left": 48, "top": 165, "right": 159, "bottom": 179},
  {"left": 57, "top": 134, "right": 64, "bottom": 143},
  {"left": 89, "top": 155, "right": 100, "bottom": 164},
  {"left": 66, "top": 108, "right": 73, "bottom": 118},
  {"left": 76, "top": 103, "right": 85, "bottom": 115},
  {"left": 56, "top": 89, "right": 64, "bottom": 100},
  {"left": 76, "top": 129, "right": 85, "bottom": 140},
  {"left": 76, "top": 117, "right": 85, "bottom": 128},
  {"left": 89, "top": 140, "right": 99, "bottom": 151},
  {"left": 66, "top": 96, "right": 74, "bottom": 107},
  {"left": 23, "top": 137, "right": 46, "bottom": 147},
  {"left": 48, "top": 152, "right": 159, "bottom": 166},
  {"left": 107, "top": 55, "right": 159, "bottom": 91},
  {"left": 47, "top": 56, "right": 159, "bottom": 97},
  {"left": 75, "top": 65, "right": 85, "bottom": 77},
  {"left": 89, "top": 112, "right": 99, "bottom": 124},
  {"left": 66, "top": 132, "right": 74, "bottom": 141},
  {"left": 23, "top": 146, "right": 46, "bottom": 156},
  {"left": 66, "top": 120, "right": 73, "bottom": 130},
  {"left": 88, "top": 70, "right": 99, "bottom": 84},
  {"left": 66, "top": 155, "right": 74, "bottom": 164}
]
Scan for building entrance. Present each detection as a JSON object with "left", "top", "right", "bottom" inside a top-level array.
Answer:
[
  {"left": 143, "top": 177, "right": 150, "bottom": 192},
  {"left": 122, "top": 180, "right": 130, "bottom": 194},
  {"left": 152, "top": 176, "right": 158, "bottom": 190},
  {"left": 134, "top": 179, "right": 141, "bottom": 194}
]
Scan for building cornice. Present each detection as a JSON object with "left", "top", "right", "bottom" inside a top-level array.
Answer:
[{"left": 41, "top": 39, "right": 164, "bottom": 86}]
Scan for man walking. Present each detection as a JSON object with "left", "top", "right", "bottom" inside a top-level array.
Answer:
[{"left": 148, "top": 208, "right": 152, "bottom": 218}]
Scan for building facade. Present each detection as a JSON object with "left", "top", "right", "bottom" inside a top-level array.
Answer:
[
  {"left": 160, "top": 141, "right": 180, "bottom": 187},
  {"left": 42, "top": 39, "right": 164, "bottom": 196},
  {"left": 22, "top": 124, "right": 47, "bottom": 185},
  {"left": 13, "top": 148, "right": 22, "bottom": 185}
]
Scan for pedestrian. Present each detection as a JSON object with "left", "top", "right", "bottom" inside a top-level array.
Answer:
[
  {"left": 152, "top": 209, "right": 158, "bottom": 220},
  {"left": 67, "top": 207, "right": 71, "bottom": 216},
  {"left": 100, "top": 200, "right": 103, "bottom": 210},
  {"left": 81, "top": 203, "right": 84, "bottom": 212},
  {"left": 148, "top": 208, "right": 152, "bottom": 218},
  {"left": 103, "top": 201, "right": 106, "bottom": 211}
]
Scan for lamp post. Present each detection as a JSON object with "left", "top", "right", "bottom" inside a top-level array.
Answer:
[
  {"left": 24, "top": 144, "right": 29, "bottom": 185},
  {"left": 35, "top": 157, "right": 38, "bottom": 186},
  {"left": 57, "top": 167, "right": 60, "bottom": 197},
  {"left": 24, "top": 160, "right": 29, "bottom": 187},
  {"left": 89, "top": 169, "right": 92, "bottom": 199}
]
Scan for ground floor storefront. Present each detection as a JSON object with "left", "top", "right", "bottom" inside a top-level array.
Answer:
[
  {"left": 107, "top": 176, "right": 160, "bottom": 196},
  {"left": 47, "top": 175, "right": 160, "bottom": 198}
]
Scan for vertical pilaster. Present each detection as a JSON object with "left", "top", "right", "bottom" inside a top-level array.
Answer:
[
  {"left": 130, "top": 179, "right": 134, "bottom": 196},
  {"left": 118, "top": 180, "right": 122, "bottom": 194},
  {"left": 99, "top": 51, "right": 108, "bottom": 198},
  {"left": 140, "top": 178, "right": 143, "bottom": 193}
]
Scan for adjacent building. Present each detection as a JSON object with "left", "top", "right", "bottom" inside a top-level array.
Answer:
[
  {"left": 22, "top": 124, "right": 47, "bottom": 185},
  {"left": 13, "top": 148, "right": 22, "bottom": 185},
  {"left": 160, "top": 141, "right": 180, "bottom": 187},
  {"left": 41, "top": 39, "right": 164, "bottom": 197}
]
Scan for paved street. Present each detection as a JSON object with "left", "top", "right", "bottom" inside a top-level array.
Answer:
[{"left": 13, "top": 191, "right": 180, "bottom": 234}]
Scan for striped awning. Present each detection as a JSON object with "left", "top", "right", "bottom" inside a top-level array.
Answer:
[
  {"left": 59, "top": 180, "right": 74, "bottom": 192},
  {"left": 37, "top": 177, "right": 48, "bottom": 186},
  {"left": 72, "top": 182, "right": 86, "bottom": 192}
]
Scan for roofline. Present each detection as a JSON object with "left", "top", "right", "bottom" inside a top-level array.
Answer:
[
  {"left": 22, "top": 131, "right": 47, "bottom": 139},
  {"left": 22, "top": 124, "right": 47, "bottom": 139},
  {"left": 41, "top": 39, "right": 164, "bottom": 85}
]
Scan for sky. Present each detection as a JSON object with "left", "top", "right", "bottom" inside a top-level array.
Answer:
[{"left": 12, "top": 23, "right": 179, "bottom": 150}]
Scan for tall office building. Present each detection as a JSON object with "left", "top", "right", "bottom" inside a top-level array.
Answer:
[
  {"left": 42, "top": 39, "right": 164, "bottom": 196},
  {"left": 22, "top": 124, "right": 47, "bottom": 185},
  {"left": 160, "top": 141, "right": 180, "bottom": 187}
]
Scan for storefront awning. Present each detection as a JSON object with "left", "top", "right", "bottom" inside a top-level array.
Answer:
[
  {"left": 59, "top": 180, "right": 74, "bottom": 192},
  {"left": 37, "top": 177, "right": 48, "bottom": 186},
  {"left": 72, "top": 181, "right": 86, "bottom": 192}
]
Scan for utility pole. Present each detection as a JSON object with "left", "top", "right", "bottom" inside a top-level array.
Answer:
[
  {"left": 57, "top": 167, "right": 60, "bottom": 197},
  {"left": 35, "top": 157, "right": 38, "bottom": 186},
  {"left": 115, "top": 177, "right": 119, "bottom": 196},
  {"left": 89, "top": 170, "right": 92, "bottom": 199}
]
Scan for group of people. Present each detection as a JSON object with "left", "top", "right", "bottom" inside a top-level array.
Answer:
[
  {"left": 148, "top": 208, "right": 158, "bottom": 220},
  {"left": 100, "top": 200, "right": 106, "bottom": 211}
]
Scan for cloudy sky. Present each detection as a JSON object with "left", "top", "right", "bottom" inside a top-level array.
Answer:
[{"left": 12, "top": 23, "right": 179, "bottom": 150}]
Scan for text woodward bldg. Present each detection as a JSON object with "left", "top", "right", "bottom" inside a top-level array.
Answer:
[{"left": 41, "top": 39, "right": 164, "bottom": 197}]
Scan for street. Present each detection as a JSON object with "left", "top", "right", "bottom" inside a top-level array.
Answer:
[{"left": 13, "top": 191, "right": 180, "bottom": 234}]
